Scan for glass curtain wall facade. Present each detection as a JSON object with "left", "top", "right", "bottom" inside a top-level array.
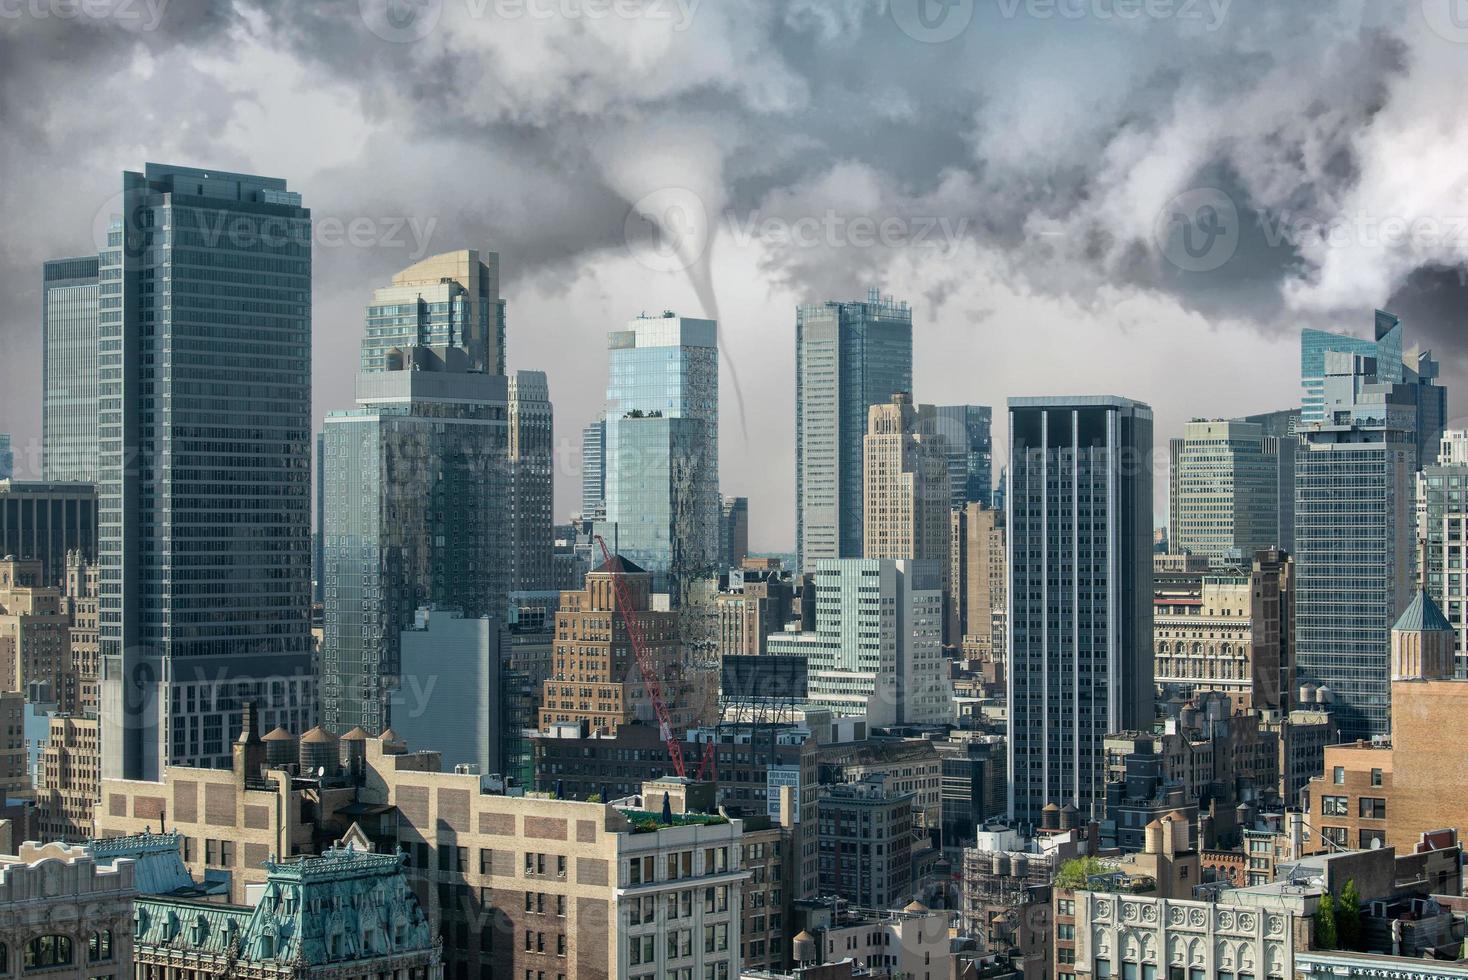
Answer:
[
  {"left": 507, "top": 370, "right": 554, "bottom": 592},
  {"left": 98, "top": 164, "right": 314, "bottom": 780},
  {"left": 1295, "top": 352, "right": 1417, "bottom": 740},
  {"left": 42, "top": 256, "right": 101, "bottom": 483},
  {"left": 601, "top": 314, "right": 718, "bottom": 603},
  {"left": 934, "top": 405, "right": 994, "bottom": 510},
  {"left": 795, "top": 289, "right": 912, "bottom": 571},
  {"left": 580, "top": 417, "right": 606, "bottom": 521},
  {"left": 321, "top": 367, "right": 509, "bottom": 734},
  {"left": 1416, "top": 462, "right": 1468, "bottom": 677},
  {"left": 1006, "top": 396, "right": 1154, "bottom": 825},
  {"left": 359, "top": 249, "right": 504, "bottom": 375}
]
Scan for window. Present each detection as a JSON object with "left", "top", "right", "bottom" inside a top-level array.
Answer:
[
  {"left": 1322, "top": 795, "right": 1348, "bottom": 816},
  {"left": 1370, "top": 768, "right": 1383, "bottom": 787},
  {"left": 1332, "top": 766, "right": 1345, "bottom": 784},
  {"left": 1057, "top": 924, "right": 1075, "bottom": 940},
  {"left": 25, "top": 936, "right": 73, "bottom": 970},
  {"left": 1321, "top": 826, "right": 1348, "bottom": 847},
  {"left": 1359, "top": 829, "right": 1386, "bottom": 849},
  {"left": 87, "top": 931, "right": 111, "bottom": 963},
  {"left": 480, "top": 848, "right": 493, "bottom": 875},
  {"left": 1359, "top": 797, "right": 1386, "bottom": 820}
]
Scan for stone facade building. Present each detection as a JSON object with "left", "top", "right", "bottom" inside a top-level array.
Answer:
[{"left": 0, "top": 839, "right": 135, "bottom": 980}]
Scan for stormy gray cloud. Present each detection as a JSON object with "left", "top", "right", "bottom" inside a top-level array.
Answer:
[{"left": 3, "top": 0, "right": 1468, "bottom": 549}]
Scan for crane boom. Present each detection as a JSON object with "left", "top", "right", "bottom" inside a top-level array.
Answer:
[{"left": 594, "top": 536, "right": 688, "bottom": 779}]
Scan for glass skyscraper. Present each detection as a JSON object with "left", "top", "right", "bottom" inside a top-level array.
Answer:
[
  {"left": 601, "top": 313, "right": 719, "bottom": 603},
  {"left": 1007, "top": 396, "right": 1154, "bottom": 825},
  {"left": 41, "top": 255, "right": 101, "bottom": 483},
  {"left": 507, "top": 370, "right": 554, "bottom": 592},
  {"left": 1295, "top": 351, "right": 1417, "bottom": 740},
  {"left": 321, "top": 351, "right": 509, "bottom": 734},
  {"left": 1301, "top": 310, "right": 1444, "bottom": 468},
  {"left": 98, "top": 164, "right": 315, "bottom": 780},
  {"left": 933, "top": 405, "right": 993, "bottom": 510},
  {"left": 359, "top": 249, "right": 505, "bottom": 375},
  {"left": 796, "top": 288, "right": 912, "bottom": 571},
  {"left": 580, "top": 416, "right": 606, "bottom": 521},
  {"left": 0, "top": 435, "right": 10, "bottom": 482}
]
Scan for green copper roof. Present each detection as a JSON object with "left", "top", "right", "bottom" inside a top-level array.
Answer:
[
  {"left": 1393, "top": 589, "right": 1454, "bottom": 634},
  {"left": 134, "top": 845, "right": 435, "bottom": 967},
  {"left": 89, "top": 832, "right": 203, "bottom": 896}
]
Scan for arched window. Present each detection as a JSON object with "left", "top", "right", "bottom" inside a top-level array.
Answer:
[
  {"left": 25, "top": 935, "right": 72, "bottom": 970},
  {"left": 88, "top": 930, "right": 112, "bottom": 963}
]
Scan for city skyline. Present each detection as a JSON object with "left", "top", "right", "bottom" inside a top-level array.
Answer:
[{"left": 7, "top": 5, "right": 1468, "bottom": 553}]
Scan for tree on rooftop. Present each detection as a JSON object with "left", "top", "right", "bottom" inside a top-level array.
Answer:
[
  {"left": 1055, "top": 857, "right": 1115, "bottom": 891},
  {"left": 1314, "top": 894, "right": 1338, "bottom": 951},
  {"left": 1336, "top": 879, "right": 1362, "bottom": 951}
]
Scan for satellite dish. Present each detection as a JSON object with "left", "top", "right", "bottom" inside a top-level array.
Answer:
[{"left": 317, "top": 766, "right": 326, "bottom": 777}]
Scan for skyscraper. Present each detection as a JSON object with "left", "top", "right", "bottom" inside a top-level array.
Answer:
[
  {"left": 1295, "top": 351, "right": 1417, "bottom": 740},
  {"left": 795, "top": 289, "right": 912, "bottom": 571},
  {"left": 1007, "top": 396, "right": 1154, "bottom": 824},
  {"left": 864, "top": 393, "right": 950, "bottom": 565},
  {"left": 580, "top": 416, "right": 606, "bottom": 521},
  {"left": 601, "top": 313, "right": 719, "bottom": 603},
  {"left": 950, "top": 503, "right": 1006, "bottom": 661},
  {"left": 767, "top": 558, "right": 951, "bottom": 727},
  {"left": 321, "top": 346, "right": 509, "bottom": 735},
  {"left": 41, "top": 255, "right": 101, "bottom": 483},
  {"left": 0, "top": 435, "right": 11, "bottom": 482},
  {"left": 1418, "top": 430, "right": 1468, "bottom": 675},
  {"left": 1167, "top": 419, "right": 1280, "bottom": 567},
  {"left": 1300, "top": 310, "right": 1444, "bottom": 469},
  {"left": 359, "top": 249, "right": 505, "bottom": 375},
  {"left": 507, "top": 370, "right": 554, "bottom": 592},
  {"left": 934, "top": 405, "right": 994, "bottom": 509},
  {"left": 98, "top": 164, "right": 314, "bottom": 780},
  {"left": 1240, "top": 408, "right": 1300, "bottom": 553},
  {"left": 720, "top": 496, "right": 749, "bottom": 569}
]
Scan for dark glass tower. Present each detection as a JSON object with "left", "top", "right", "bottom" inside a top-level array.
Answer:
[
  {"left": 99, "top": 164, "right": 315, "bottom": 779},
  {"left": 42, "top": 255, "right": 101, "bottom": 483},
  {"left": 1006, "top": 396, "right": 1154, "bottom": 825}
]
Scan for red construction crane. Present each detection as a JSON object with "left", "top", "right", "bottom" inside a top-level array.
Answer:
[{"left": 594, "top": 535, "right": 689, "bottom": 779}]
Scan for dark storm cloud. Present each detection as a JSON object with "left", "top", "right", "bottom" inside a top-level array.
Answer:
[{"left": 2, "top": 0, "right": 1468, "bottom": 541}]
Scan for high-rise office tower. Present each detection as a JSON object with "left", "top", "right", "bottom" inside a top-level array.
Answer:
[
  {"left": 767, "top": 558, "right": 951, "bottom": 727},
  {"left": 1167, "top": 419, "right": 1280, "bottom": 567},
  {"left": 507, "top": 370, "right": 554, "bottom": 592},
  {"left": 1007, "top": 396, "right": 1154, "bottom": 824},
  {"left": 864, "top": 393, "right": 951, "bottom": 563},
  {"left": 934, "top": 405, "right": 994, "bottom": 510},
  {"left": 1296, "top": 351, "right": 1417, "bottom": 740},
  {"left": 359, "top": 249, "right": 505, "bottom": 375},
  {"left": 313, "top": 431, "right": 326, "bottom": 605},
  {"left": 601, "top": 313, "right": 719, "bottom": 603},
  {"left": 1415, "top": 431, "right": 1468, "bottom": 675},
  {"left": 41, "top": 256, "right": 101, "bottom": 483},
  {"left": 580, "top": 416, "right": 606, "bottom": 521},
  {"left": 720, "top": 496, "right": 749, "bottom": 570},
  {"left": 0, "top": 435, "right": 11, "bottom": 482},
  {"left": 1301, "top": 310, "right": 1444, "bottom": 469},
  {"left": 321, "top": 346, "right": 510, "bottom": 735},
  {"left": 1240, "top": 408, "right": 1301, "bottom": 553},
  {"left": 795, "top": 289, "right": 912, "bottom": 571},
  {"left": 98, "top": 165, "right": 315, "bottom": 780}
]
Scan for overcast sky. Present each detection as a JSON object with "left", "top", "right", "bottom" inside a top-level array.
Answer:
[{"left": 3, "top": 0, "right": 1468, "bottom": 551}]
